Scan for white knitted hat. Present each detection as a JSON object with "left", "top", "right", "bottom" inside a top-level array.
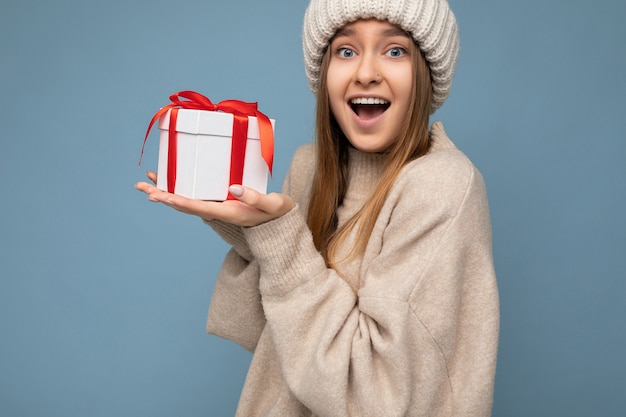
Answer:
[{"left": 303, "top": 0, "right": 460, "bottom": 112}]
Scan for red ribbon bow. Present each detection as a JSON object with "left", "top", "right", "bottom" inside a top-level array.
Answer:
[{"left": 139, "top": 90, "right": 274, "bottom": 200}]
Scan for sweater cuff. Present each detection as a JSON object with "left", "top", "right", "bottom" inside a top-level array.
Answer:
[
  {"left": 242, "top": 206, "right": 326, "bottom": 296},
  {"left": 203, "top": 219, "right": 253, "bottom": 261}
]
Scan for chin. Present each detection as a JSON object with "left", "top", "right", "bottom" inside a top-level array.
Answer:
[{"left": 348, "top": 141, "right": 390, "bottom": 154}]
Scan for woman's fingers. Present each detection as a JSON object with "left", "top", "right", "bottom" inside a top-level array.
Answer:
[
  {"left": 228, "top": 185, "right": 295, "bottom": 219},
  {"left": 134, "top": 180, "right": 160, "bottom": 197},
  {"left": 135, "top": 181, "right": 295, "bottom": 227},
  {"left": 146, "top": 171, "right": 158, "bottom": 184},
  {"left": 135, "top": 182, "right": 215, "bottom": 219}
]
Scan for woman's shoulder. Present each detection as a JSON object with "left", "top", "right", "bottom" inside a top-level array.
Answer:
[
  {"left": 410, "top": 122, "right": 481, "bottom": 178},
  {"left": 291, "top": 142, "right": 316, "bottom": 166},
  {"left": 425, "top": 122, "right": 474, "bottom": 168},
  {"left": 282, "top": 142, "right": 316, "bottom": 205},
  {"left": 394, "top": 122, "right": 487, "bottom": 206}
]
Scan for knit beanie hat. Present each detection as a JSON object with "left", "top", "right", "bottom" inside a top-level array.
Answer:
[{"left": 303, "top": 0, "right": 460, "bottom": 112}]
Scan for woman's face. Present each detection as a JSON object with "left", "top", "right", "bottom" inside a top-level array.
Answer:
[{"left": 326, "top": 19, "right": 414, "bottom": 153}]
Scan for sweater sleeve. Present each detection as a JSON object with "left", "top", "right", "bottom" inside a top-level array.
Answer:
[
  {"left": 205, "top": 144, "right": 315, "bottom": 352},
  {"left": 242, "top": 149, "right": 499, "bottom": 417}
]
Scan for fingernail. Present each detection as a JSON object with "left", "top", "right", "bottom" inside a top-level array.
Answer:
[{"left": 229, "top": 185, "right": 244, "bottom": 197}]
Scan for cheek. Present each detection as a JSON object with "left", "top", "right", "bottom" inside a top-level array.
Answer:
[
  {"left": 392, "top": 68, "right": 414, "bottom": 110},
  {"left": 391, "top": 63, "right": 413, "bottom": 87},
  {"left": 326, "top": 79, "right": 344, "bottom": 113},
  {"left": 326, "top": 60, "right": 350, "bottom": 92}
]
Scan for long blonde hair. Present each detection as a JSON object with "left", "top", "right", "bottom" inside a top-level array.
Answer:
[{"left": 306, "top": 38, "right": 433, "bottom": 267}]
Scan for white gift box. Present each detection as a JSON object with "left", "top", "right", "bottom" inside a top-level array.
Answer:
[{"left": 156, "top": 108, "right": 274, "bottom": 200}]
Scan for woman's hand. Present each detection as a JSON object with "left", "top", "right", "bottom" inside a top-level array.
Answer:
[{"left": 135, "top": 172, "right": 295, "bottom": 227}]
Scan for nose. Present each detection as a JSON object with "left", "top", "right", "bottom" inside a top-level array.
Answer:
[{"left": 355, "top": 53, "right": 381, "bottom": 86}]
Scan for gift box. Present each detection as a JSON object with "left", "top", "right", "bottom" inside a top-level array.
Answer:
[
  {"left": 140, "top": 91, "right": 274, "bottom": 201},
  {"left": 156, "top": 108, "right": 275, "bottom": 200}
]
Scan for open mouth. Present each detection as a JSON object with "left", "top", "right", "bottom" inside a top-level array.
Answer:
[{"left": 350, "top": 97, "right": 390, "bottom": 119}]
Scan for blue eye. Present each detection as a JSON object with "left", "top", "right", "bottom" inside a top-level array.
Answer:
[
  {"left": 338, "top": 47, "right": 355, "bottom": 58},
  {"left": 386, "top": 47, "right": 406, "bottom": 57}
]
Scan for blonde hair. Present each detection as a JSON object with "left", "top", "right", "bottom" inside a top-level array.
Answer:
[{"left": 307, "top": 39, "right": 433, "bottom": 267}]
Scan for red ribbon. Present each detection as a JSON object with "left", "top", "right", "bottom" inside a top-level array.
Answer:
[{"left": 139, "top": 91, "right": 274, "bottom": 200}]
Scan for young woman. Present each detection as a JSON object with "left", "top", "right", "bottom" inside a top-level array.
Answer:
[{"left": 136, "top": 0, "right": 499, "bottom": 416}]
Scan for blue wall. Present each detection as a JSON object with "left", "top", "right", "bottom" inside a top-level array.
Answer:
[{"left": 1, "top": 0, "right": 624, "bottom": 416}]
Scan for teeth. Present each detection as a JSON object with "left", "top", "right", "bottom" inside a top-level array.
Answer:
[{"left": 351, "top": 97, "right": 389, "bottom": 105}]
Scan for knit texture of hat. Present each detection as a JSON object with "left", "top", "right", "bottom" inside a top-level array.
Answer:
[{"left": 303, "top": 0, "right": 460, "bottom": 112}]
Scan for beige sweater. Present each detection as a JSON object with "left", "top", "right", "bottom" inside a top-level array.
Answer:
[{"left": 206, "top": 122, "right": 499, "bottom": 417}]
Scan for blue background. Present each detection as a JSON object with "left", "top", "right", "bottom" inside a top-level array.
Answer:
[{"left": 1, "top": 0, "right": 624, "bottom": 416}]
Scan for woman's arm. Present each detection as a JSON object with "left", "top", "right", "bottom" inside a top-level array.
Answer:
[
  {"left": 134, "top": 146, "right": 312, "bottom": 352},
  {"left": 205, "top": 249, "right": 265, "bottom": 352}
]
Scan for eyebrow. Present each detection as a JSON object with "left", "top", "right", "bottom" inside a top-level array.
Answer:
[
  {"left": 382, "top": 27, "right": 410, "bottom": 37},
  {"left": 334, "top": 26, "right": 410, "bottom": 39}
]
